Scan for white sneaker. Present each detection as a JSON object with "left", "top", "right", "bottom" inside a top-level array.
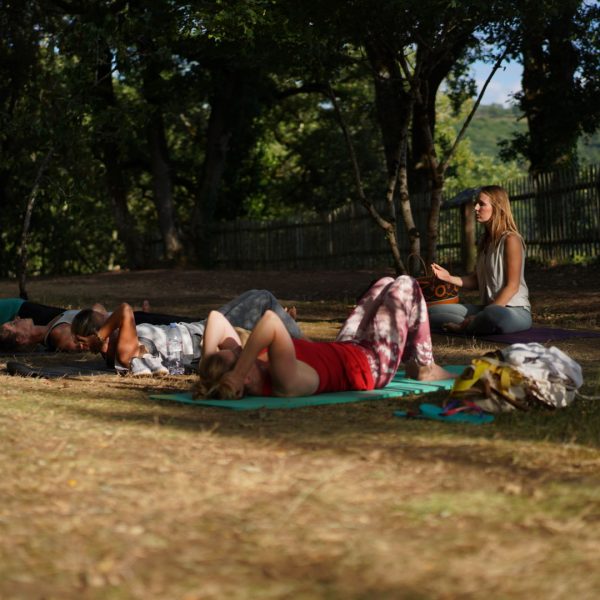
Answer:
[
  {"left": 130, "top": 357, "right": 152, "bottom": 376},
  {"left": 142, "top": 354, "right": 169, "bottom": 376}
]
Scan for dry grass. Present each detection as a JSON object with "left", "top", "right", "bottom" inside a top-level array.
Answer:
[{"left": 1, "top": 265, "right": 599, "bottom": 599}]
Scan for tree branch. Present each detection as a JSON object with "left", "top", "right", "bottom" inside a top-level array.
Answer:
[
  {"left": 326, "top": 83, "right": 405, "bottom": 272},
  {"left": 326, "top": 84, "right": 390, "bottom": 231},
  {"left": 440, "top": 42, "right": 513, "bottom": 174},
  {"left": 17, "top": 148, "right": 54, "bottom": 299}
]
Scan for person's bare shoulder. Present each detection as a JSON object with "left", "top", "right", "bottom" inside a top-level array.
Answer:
[{"left": 48, "top": 323, "right": 79, "bottom": 352}]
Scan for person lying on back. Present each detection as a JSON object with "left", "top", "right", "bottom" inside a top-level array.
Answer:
[
  {"left": 0, "top": 290, "right": 300, "bottom": 356},
  {"left": 0, "top": 298, "right": 209, "bottom": 352},
  {"left": 70, "top": 290, "right": 301, "bottom": 375},
  {"left": 194, "top": 276, "right": 454, "bottom": 400},
  {"left": 0, "top": 298, "right": 66, "bottom": 327},
  {"left": 0, "top": 303, "right": 110, "bottom": 352}
]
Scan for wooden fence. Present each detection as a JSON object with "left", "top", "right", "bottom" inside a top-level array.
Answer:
[{"left": 209, "top": 164, "right": 600, "bottom": 270}]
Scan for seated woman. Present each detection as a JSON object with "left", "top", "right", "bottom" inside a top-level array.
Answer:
[
  {"left": 429, "top": 185, "right": 532, "bottom": 335},
  {"left": 195, "top": 276, "right": 454, "bottom": 400},
  {"left": 71, "top": 290, "right": 302, "bottom": 375}
]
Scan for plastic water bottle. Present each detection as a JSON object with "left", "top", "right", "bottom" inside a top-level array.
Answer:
[{"left": 166, "top": 323, "right": 184, "bottom": 375}]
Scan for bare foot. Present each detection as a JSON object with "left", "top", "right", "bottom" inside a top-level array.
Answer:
[
  {"left": 284, "top": 306, "right": 298, "bottom": 320},
  {"left": 142, "top": 300, "right": 151, "bottom": 313},
  {"left": 405, "top": 360, "right": 457, "bottom": 381},
  {"left": 442, "top": 322, "right": 465, "bottom": 333}
]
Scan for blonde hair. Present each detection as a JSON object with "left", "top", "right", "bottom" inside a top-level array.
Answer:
[
  {"left": 193, "top": 352, "right": 239, "bottom": 400},
  {"left": 477, "top": 185, "right": 522, "bottom": 251}
]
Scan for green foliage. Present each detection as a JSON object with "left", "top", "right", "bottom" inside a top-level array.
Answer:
[
  {"left": 467, "top": 104, "right": 526, "bottom": 160},
  {"left": 0, "top": 2, "right": 123, "bottom": 277},
  {"left": 0, "top": 1, "right": 598, "bottom": 275},
  {"left": 239, "top": 68, "right": 386, "bottom": 219},
  {"left": 437, "top": 98, "right": 523, "bottom": 194},
  {"left": 502, "top": 0, "right": 600, "bottom": 172},
  {"left": 468, "top": 103, "right": 600, "bottom": 167}
]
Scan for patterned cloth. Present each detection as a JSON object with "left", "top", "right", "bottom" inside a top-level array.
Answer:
[{"left": 335, "top": 276, "right": 434, "bottom": 388}]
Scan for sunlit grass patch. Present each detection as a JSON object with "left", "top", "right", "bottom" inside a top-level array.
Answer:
[
  {"left": 0, "top": 266, "right": 599, "bottom": 598},
  {"left": 396, "top": 483, "right": 600, "bottom": 525}
]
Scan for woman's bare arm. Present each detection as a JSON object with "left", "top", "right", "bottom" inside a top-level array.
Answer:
[
  {"left": 492, "top": 234, "right": 522, "bottom": 306},
  {"left": 74, "top": 303, "right": 141, "bottom": 367},
  {"left": 223, "top": 310, "right": 318, "bottom": 397},
  {"left": 227, "top": 311, "right": 294, "bottom": 386},
  {"left": 431, "top": 263, "right": 478, "bottom": 290},
  {"left": 202, "top": 311, "right": 242, "bottom": 358},
  {"left": 91, "top": 303, "right": 108, "bottom": 315}
]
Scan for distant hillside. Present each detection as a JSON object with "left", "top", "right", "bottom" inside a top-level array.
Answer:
[{"left": 464, "top": 104, "right": 600, "bottom": 165}]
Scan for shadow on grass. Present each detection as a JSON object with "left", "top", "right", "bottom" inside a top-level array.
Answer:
[{"left": 54, "top": 380, "right": 600, "bottom": 459}]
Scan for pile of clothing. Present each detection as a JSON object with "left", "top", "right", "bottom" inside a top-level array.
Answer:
[{"left": 450, "top": 343, "right": 584, "bottom": 413}]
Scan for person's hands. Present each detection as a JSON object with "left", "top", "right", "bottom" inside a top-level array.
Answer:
[
  {"left": 74, "top": 332, "right": 108, "bottom": 353},
  {"left": 431, "top": 262, "right": 451, "bottom": 282}
]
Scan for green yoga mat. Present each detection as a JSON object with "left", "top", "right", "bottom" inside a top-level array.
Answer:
[{"left": 149, "top": 365, "right": 466, "bottom": 410}]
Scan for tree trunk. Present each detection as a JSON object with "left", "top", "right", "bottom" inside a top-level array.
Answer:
[
  {"left": 140, "top": 48, "right": 184, "bottom": 264},
  {"left": 0, "top": 173, "right": 11, "bottom": 278},
  {"left": 521, "top": 6, "right": 579, "bottom": 175},
  {"left": 147, "top": 107, "right": 184, "bottom": 262},
  {"left": 103, "top": 148, "right": 145, "bottom": 268},
  {"left": 409, "top": 34, "right": 473, "bottom": 194},
  {"left": 461, "top": 200, "right": 476, "bottom": 271},
  {"left": 190, "top": 69, "right": 241, "bottom": 266},
  {"left": 17, "top": 148, "right": 54, "bottom": 299},
  {"left": 409, "top": 58, "right": 444, "bottom": 265},
  {"left": 409, "top": 29, "right": 494, "bottom": 265},
  {"left": 364, "top": 41, "right": 413, "bottom": 179},
  {"left": 95, "top": 47, "right": 145, "bottom": 269},
  {"left": 397, "top": 153, "right": 421, "bottom": 259},
  {"left": 426, "top": 180, "right": 444, "bottom": 264},
  {"left": 364, "top": 38, "right": 416, "bottom": 272}
]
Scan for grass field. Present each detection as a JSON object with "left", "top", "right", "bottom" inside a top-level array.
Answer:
[{"left": 1, "top": 265, "right": 599, "bottom": 599}]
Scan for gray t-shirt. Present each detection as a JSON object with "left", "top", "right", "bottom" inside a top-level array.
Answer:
[
  {"left": 136, "top": 321, "right": 205, "bottom": 364},
  {"left": 476, "top": 234, "right": 530, "bottom": 310}
]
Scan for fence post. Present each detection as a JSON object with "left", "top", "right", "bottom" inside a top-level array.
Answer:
[{"left": 460, "top": 199, "right": 476, "bottom": 272}]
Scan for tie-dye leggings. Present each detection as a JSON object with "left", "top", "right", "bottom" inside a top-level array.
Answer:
[{"left": 335, "top": 276, "right": 434, "bottom": 388}]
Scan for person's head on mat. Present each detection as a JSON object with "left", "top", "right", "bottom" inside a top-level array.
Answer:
[
  {"left": 194, "top": 276, "right": 454, "bottom": 400},
  {"left": 70, "top": 309, "right": 109, "bottom": 353},
  {"left": 196, "top": 345, "right": 267, "bottom": 399},
  {"left": 0, "top": 316, "right": 91, "bottom": 353},
  {"left": 0, "top": 318, "right": 38, "bottom": 351}
]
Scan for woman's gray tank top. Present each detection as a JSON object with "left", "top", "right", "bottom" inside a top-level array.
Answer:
[{"left": 476, "top": 233, "right": 530, "bottom": 310}]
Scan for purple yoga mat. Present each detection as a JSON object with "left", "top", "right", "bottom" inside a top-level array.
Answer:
[{"left": 442, "top": 326, "right": 600, "bottom": 344}]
